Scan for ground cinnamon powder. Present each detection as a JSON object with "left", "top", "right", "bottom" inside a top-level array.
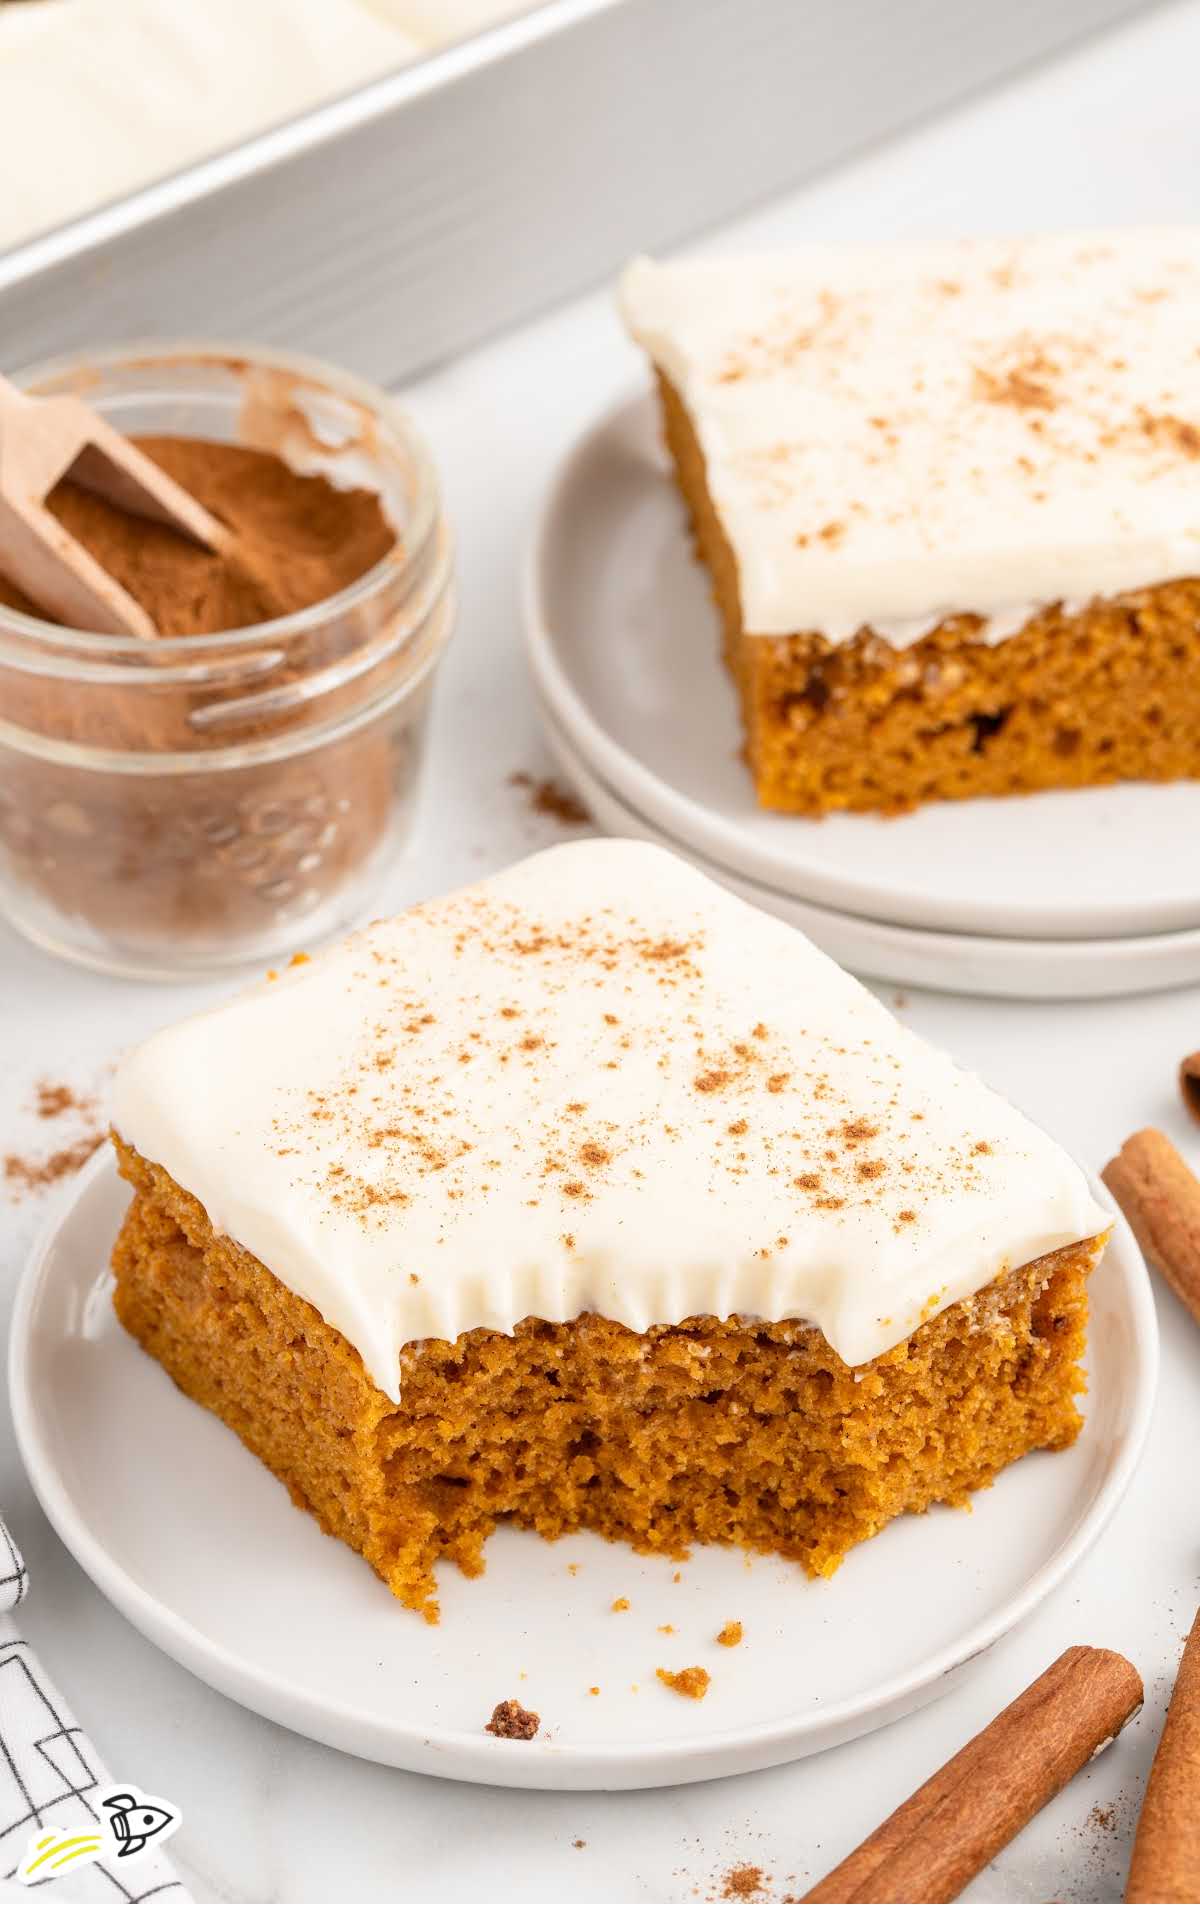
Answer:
[
  {"left": 507, "top": 771, "right": 590, "bottom": 829},
  {"left": 4, "top": 1133, "right": 105, "bottom": 1198},
  {"left": 0, "top": 438, "right": 394, "bottom": 635},
  {"left": 3, "top": 1079, "right": 104, "bottom": 1199},
  {"left": 721, "top": 1867, "right": 767, "bottom": 1900},
  {"left": 0, "top": 434, "right": 430, "bottom": 965}
]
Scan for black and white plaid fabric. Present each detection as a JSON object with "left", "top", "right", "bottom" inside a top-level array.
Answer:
[
  {"left": 0, "top": 1512, "right": 192, "bottom": 1902},
  {"left": 0, "top": 1518, "right": 28, "bottom": 1614}
]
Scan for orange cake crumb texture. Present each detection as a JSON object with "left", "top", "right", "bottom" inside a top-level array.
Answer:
[
  {"left": 716, "top": 1621, "right": 743, "bottom": 1648},
  {"left": 111, "top": 1138, "right": 1095, "bottom": 1621},
  {"left": 656, "top": 370, "right": 1200, "bottom": 816},
  {"left": 657, "top": 1665, "right": 711, "bottom": 1700}
]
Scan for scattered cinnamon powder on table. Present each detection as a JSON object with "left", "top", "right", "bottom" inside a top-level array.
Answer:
[
  {"left": 508, "top": 771, "right": 591, "bottom": 828},
  {"left": 721, "top": 1866, "right": 767, "bottom": 1900},
  {"left": 4, "top": 1080, "right": 104, "bottom": 1200},
  {"left": 656, "top": 1665, "right": 710, "bottom": 1700},
  {"left": 4, "top": 1134, "right": 105, "bottom": 1198},
  {"left": 484, "top": 1698, "right": 540, "bottom": 1740}
]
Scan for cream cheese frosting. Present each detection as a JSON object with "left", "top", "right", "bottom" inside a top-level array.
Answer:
[
  {"left": 112, "top": 840, "right": 1109, "bottom": 1400},
  {"left": 0, "top": 0, "right": 421, "bottom": 253},
  {"left": 620, "top": 233, "right": 1200, "bottom": 645},
  {"left": 0, "top": 0, "right": 535, "bottom": 254}
]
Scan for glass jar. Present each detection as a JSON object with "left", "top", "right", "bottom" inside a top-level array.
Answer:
[{"left": 0, "top": 343, "right": 454, "bottom": 979}]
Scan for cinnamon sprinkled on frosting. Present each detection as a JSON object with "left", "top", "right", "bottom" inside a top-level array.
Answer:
[
  {"left": 112, "top": 841, "right": 1108, "bottom": 1399},
  {"left": 621, "top": 233, "right": 1200, "bottom": 645}
]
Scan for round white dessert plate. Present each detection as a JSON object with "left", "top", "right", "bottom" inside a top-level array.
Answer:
[
  {"left": 11, "top": 1151, "right": 1157, "bottom": 1790},
  {"left": 541, "top": 706, "right": 1200, "bottom": 1001},
  {"left": 525, "top": 390, "right": 1200, "bottom": 943}
]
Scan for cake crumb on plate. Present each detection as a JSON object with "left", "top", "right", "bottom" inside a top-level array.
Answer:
[
  {"left": 657, "top": 1665, "right": 711, "bottom": 1700},
  {"left": 485, "top": 1698, "right": 540, "bottom": 1740},
  {"left": 716, "top": 1620, "right": 743, "bottom": 1647}
]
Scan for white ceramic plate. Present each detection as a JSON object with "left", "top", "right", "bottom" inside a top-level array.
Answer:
[
  {"left": 525, "top": 391, "right": 1200, "bottom": 943},
  {"left": 10, "top": 1152, "right": 1157, "bottom": 1790},
  {"left": 541, "top": 707, "right": 1200, "bottom": 1001}
]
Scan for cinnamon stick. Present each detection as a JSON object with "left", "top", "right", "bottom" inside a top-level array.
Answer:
[
  {"left": 803, "top": 1646, "right": 1143, "bottom": 1904},
  {"left": 1180, "top": 1054, "right": 1200, "bottom": 1126},
  {"left": 1102, "top": 1128, "right": 1200, "bottom": 1328},
  {"left": 1126, "top": 1608, "right": 1200, "bottom": 1902}
]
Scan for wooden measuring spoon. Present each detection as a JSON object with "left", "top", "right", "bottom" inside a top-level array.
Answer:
[{"left": 0, "top": 373, "right": 230, "bottom": 639}]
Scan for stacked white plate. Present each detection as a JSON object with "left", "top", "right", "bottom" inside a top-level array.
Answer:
[{"left": 524, "top": 393, "right": 1200, "bottom": 1000}]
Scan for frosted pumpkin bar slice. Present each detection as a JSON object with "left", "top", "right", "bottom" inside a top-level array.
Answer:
[
  {"left": 110, "top": 840, "right": 1108, "bottom": 1619},
  {"left": 620, "top": 232, "right": 1200, "bottom": 814}
]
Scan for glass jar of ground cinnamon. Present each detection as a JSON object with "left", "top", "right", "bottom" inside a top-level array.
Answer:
[{"left": 0, "top": 344, "right": 454, "bottom": 978}]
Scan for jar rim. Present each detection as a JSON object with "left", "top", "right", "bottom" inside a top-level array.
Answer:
[{"left": 0, "top": 337, "right": 441, "bottom": 658}]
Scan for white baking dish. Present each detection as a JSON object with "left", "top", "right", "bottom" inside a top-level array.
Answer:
[{"left": 0, "top": 0, "right": 1150, "bottom": 386}]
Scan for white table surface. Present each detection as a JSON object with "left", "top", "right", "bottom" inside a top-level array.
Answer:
[{"left": 4, "top": 5, "right": 1200, "bottom": 1899}]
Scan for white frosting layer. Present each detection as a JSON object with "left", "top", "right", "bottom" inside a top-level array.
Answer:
[
  {"left": 113, "top": 841, "right": 1108, "bottom": 1400},
  {"left": 0, "top": 0, "right": 535, "bottom": 253},
  {"left": 620, "top": 234, "right": 1200, "bottom": 644},
  {"left": 363, "top": 1, "right": 534, "bottom": 38},
  {"left": 0, "top": 0, "right": 421, "bottom": 252}
]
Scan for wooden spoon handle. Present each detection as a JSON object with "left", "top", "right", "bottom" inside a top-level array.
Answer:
[
  {"left": 0, "top": 369, "right": 228, "bottom": 550},
  {"left": 0, "top": 371, "right": 92, "bottom": 497}
]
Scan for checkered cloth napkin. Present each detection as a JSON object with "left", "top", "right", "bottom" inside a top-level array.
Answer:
[{"left": 0, "top": 1512, "right": 192, "bottom": 1902}]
